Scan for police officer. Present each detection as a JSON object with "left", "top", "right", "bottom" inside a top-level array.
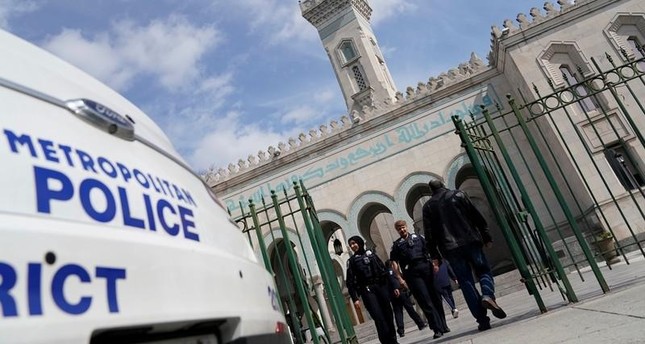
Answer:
[
  {"left": 390, "top": 220, "right": 449, "bottom": 339},
  {"left": 346, "top": 236, "right": 398, "bottom": 344}
]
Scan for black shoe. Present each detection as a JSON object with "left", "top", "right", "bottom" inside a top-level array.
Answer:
[
  {"left": 481, "top": 295, "right": 507, "bottom": 319},
  {"left": 398, "top": 331, "right": 405, "bottom": 338},
  {"left": 417, "top": 323, "right": 427, "bottom": 331},
  {"left": 433, "top": 331, "right": 443, "bottom": 339},
  {"left": 478, "top": 322, "right": 491, "bottom": 331},
  {"left": 442, "top": 326, "right": 451, "bottom": 333}
]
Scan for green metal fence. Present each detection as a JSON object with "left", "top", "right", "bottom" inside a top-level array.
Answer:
[
  {"left": 452, "top": 48, "right": 645, "bottom": 311},
  {"left": 231, "top": 181, "right": 357, "bottom": 344}
]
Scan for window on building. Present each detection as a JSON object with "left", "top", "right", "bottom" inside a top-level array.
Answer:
[
  {"left": 604, "top": 143, "right": 645, "bottom": 191},
  {"left": 560, "top": 64, "right": 599, "bottom": 113},
  {"left": 604, "top": 14, "right": 645, "bottom": 60},
  {"left": 339, "top": 41, "right": 357, "bottom": 64},
  {"left": 352, "top": 65, "right": 367, "bottom": 91}
]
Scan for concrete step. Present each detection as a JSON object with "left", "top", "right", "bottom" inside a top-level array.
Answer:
[{"left": 352, "top": 307, "right": 425, "bottom": 343}]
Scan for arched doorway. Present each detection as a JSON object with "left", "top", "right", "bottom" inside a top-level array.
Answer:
[
  {"left": 357, "top": 203, "right": 396, "bottom": 262},
  {"left": 270, "top": 239, "right": 309, "bottom": 316},
  {"left": 456, "top": 171, "right": 515, "bottom": 274}
]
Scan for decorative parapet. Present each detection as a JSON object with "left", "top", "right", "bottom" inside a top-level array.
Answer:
[
  {"left": 300, "top": 0, "right": 372, "bottom": 27},
  {"left": 202, "top": 52, "right": 488, "bottom": 186},
  {"left": 487, "top": 0, "right": 586, "bottom": 65}
]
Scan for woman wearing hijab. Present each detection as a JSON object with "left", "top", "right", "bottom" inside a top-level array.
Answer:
[{"left": 346, "top": 235, "right": 398, "bottom": 344}]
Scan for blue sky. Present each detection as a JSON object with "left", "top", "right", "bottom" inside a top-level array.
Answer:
[{"left": 1, "top": 0, "right": 542, "bottom": 172}]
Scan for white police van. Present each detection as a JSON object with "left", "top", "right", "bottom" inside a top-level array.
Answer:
[{"left": 0, "top": 29, "right": 290, "bottom": 344}]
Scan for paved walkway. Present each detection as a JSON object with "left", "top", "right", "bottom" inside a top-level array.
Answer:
[{"left": 361, "top": 251, "right": 645, "bottom": 344}]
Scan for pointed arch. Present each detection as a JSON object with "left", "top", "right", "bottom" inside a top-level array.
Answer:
[
  {"left": 318, "top": 210, "right": 351, "bottom": 243},
  {"left": 445, "top": 154, "right": 471, "bottom": 189},
  {"left": 264, "top": 227, "right": 314, "bottom": 275}
]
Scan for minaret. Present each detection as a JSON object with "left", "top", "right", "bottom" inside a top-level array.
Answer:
[{"left": 301, "top": 0, "right": 398, "bottom": 114}]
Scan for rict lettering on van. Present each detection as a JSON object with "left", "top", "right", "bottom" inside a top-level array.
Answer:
[
  {"left": 0, "top": 261, "right": 126, "bottom": 317},
  {"left": 2, "top": 129, "right": 196, "bottom": 207},
  {"left": 34, "top": 166, "right": 199, "bottom": 241}
]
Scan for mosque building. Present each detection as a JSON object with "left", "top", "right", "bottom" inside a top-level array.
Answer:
[{"left": 205, "top": 0, "right": 645, "bottom": 327}]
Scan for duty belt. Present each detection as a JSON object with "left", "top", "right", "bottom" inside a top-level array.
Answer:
[
  {"left": 404, "top": 257, "right": 427, "bottom": 270},
  {"left": 364, "top": 278, "right": 384, "bottom": 287}
]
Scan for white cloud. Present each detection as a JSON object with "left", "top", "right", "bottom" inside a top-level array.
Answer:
[
  {"left": 369, "top": 0, "right": 417, "bottom": 26},
  {"left": 281, "top": 105, "right": 318, "bottom": 125},
  {"left": 0, "top": 0, "right": 39, "bottom": 29},
  {"left": 230, "top": 0, "right": 417, "bottom": 44},
  {"left": 231, "top": 0, "right": 318, "bottom": 44},
  {"left": 379, "top": 44, "right": 397, "bottom": 58},
  {"left": 151, "top": 72, "right": 236, "bottom": 154},
  {"left": 188, "top": 111, "right": 297, "bottom": 171},
  {"left": 42, "top": 16, "right": 221, "bottom": 92},
  {"left": 270, "top": 6, "right": 318, "bottom": 44},
  {"left": 197, "top": 73, "right": 236, "bottom": 110},
  {"left": 314, "top": 89, "right": 336, "bottom": 103},
  {"left": 42, "top": 29, "right": 133, "bottom": 88}
]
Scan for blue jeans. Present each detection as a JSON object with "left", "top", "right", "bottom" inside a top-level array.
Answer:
[{"left": 444, "top": 243, "right": 495, "bottom": 325}]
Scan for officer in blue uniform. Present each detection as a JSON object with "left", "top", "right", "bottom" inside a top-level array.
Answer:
[
  {"left": 346, "top": 236, "right": 398, "bottom": 344},
  {"left": 390, "top": 220, "right": 449, "bottom": 339}
]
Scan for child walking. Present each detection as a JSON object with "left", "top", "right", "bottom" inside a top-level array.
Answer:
[{"left": 433, "top": 260, "right": 459, "bottom": 318}]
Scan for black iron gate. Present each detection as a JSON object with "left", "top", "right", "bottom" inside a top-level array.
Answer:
[{"left": 453, "top": 48, "right": 645, "bottom": 311}]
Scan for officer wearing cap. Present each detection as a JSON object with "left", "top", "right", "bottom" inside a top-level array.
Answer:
[
  {"left": 390, "top": 220, "right": 449, "bottom": 339},
  {"left": 346, "top": 235, "right": 398, "bottom": 344}
]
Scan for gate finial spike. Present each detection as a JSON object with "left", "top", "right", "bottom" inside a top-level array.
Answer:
[
  {"left": 605, "top": 52, "right": 614, "bottom": 64},
  {"left": 575, "top": 65, "right": 584, "bottom": 77},
  {"left": 620, "top": 47, "right": 630, "bottom": 61},
  {"left": 544, "top": 79, "right": 553, "bottom": 92}
]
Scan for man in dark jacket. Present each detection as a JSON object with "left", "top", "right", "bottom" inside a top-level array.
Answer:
[{"left": 423, "top": 179, "right": 506, "bottom": 332}]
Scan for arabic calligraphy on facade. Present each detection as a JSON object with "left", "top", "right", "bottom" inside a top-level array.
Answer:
[{"left": 225, "top": 86, "right": 498, "bottom": 211}]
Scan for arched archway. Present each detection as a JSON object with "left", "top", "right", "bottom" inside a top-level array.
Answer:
[
  {"left": 318, "top": 210, "right": 351, "bottom": 282},
  {"left": 268, "top": 238, "right": 313, "bottom": 317},
  {"left": 457, "top": 171, "right": 515, "bottom": 274},
  {"left": 318, "top": 210, "right": 351, "bottom": 243},
  {"left": 317, "top": 210, "right": 367, "bottom": 326},
  {"left": 395, "top": 173, "right": 441, "bottom": 235},
  {"left": 348, "top": 192, "right": 400, "bottom": 261}
]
